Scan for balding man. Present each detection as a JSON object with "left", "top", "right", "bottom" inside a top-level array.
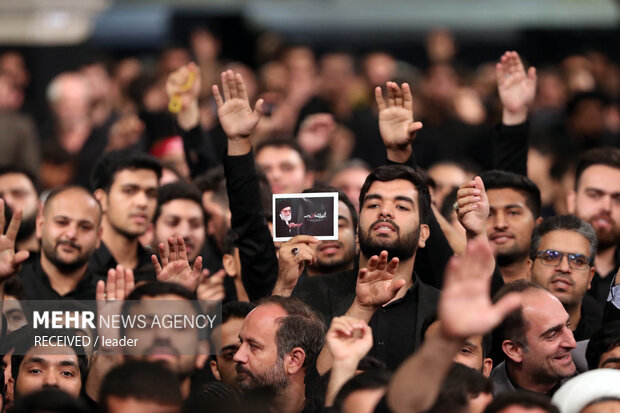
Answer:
[{"left": 18, "top": 186, "right": 103, "bottom": 299}]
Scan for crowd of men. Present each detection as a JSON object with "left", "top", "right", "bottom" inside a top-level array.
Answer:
[{"left": 0, "top": 27, "right": 619, "bottom": 413}]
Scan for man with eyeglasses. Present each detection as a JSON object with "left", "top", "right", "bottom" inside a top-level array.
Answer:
[{"left": 528, "top": 215, "right": 602, "bottom": 341}]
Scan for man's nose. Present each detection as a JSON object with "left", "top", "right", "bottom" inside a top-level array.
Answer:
[
  {"left": 555, "top": 255, "right": 572, "bottom": 273},
  {"left": 493, "top": 211, "right": 508, "bottom": 230},
  {"left": 233, "top": 343, "right": 248, "bottom": 364}
]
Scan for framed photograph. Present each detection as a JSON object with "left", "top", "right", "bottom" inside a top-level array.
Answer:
[{"left": 272, "top": 192, "right": 339, "bottom": 241}]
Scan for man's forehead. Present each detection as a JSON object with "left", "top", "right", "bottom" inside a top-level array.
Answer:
[
  {"left": 257, "top": 147, "right": 303, "bottom": 165},
  {"left": 522, "top": 290, "right": 568, "bottom": 327},
  {"left": 242, "top": 304, "right": 288, "bottom": 334},
  {"left": 487, "top": 188, "right": 528, "bottom": 206},
  {"left": 538, "top": 229, "right": 590, "bottom": 253},
  {"left": 47, "top": 192, "right": 100, "bottom": 221},
  {"left": 366, "top": 179, "right": 418, "bottom": 198},
  {"left": 161, "top": 199, "right": 203, "bottom": 217},
  {"left": 578, "top": 164, "right": 620, "bottom": 190},
  {"left": 0, "top": 173, "right": 35, "bottom": 191},
  {"left": 112, "top": 168, "right": 158, "bottom": 186}
]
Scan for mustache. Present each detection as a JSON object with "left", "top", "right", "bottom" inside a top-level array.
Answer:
[
  {"left": 235, "top": 364, "right": 254, "bottom": 377},
  {"left": 56, "top": 240, "right": 81, "bottom": 252},
  {"left": 143, "top": 339, "right": 180, "bottom": 357},
  {"left": 550, "top": 274, "right": 574, "bottom": 286},
  {"left": 369, "top": 218, "right": 400, "bottom": 233}
]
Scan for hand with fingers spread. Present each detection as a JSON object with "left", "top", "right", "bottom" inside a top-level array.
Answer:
[
  {"left": 96, "top": 265, "right": 135, "bottom": 348},
  {"left": 212, "top": 70, "right": 264, "bottom": 139},
  {"left": 375, "top": 81, "right": 423, "bottom": 163},
  {"left": 166, "top": 62, "right": 202, "bottom": 130},
  {"left": 152, "top": 235, "right": 203, "bottom": 291},
  {"left": 456, "top": 176, "right": 490, "bottom": 239},
  {"left": 197, "top": 269, "right": 226, "bottom": 302},
  {"left": 0, "top": 199, "right": 29, "bottom": 280},
  {"left": 355, "top": 251, "right": 406, "bottom": 310},
  {"left": 439, "top": 237, "right": 522, "bottom": 340},
  {"left": 496, "top": 51, "right": 537, "bottom": 125},
  {"left": 272, "top": 235, "right": 319, "bottom": 296}
]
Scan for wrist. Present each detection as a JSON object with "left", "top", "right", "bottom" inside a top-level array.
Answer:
[
  {"left": 347, "top": 298, "right": 377, "bottom": 321},
  {"left": 227, "top": 136, "right": 252, "bottom": 156},
  {"left": 502, "top": 107, "right": 527, "bottom": 126},
  {"left": 386, "top": 145, "right": 412, "bottom": 164},
  {"left": 332, "top": 357, "right": 361, "bottom": 371},
  {"left": 177, "top": 101, "right": 200, "bottom": 130}
]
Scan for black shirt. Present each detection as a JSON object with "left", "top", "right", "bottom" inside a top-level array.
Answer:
[
  {"left": 19, "top": 254, "right": 103, "bottom": 300},
  {"left": 88, "top": 241, "right": 156, "bottom": 283},
  {"left": 573, "top": 293, "right": 603, "bottom": 341},
  {"left": 588, "top": 242, "right": 620, "bottom": 310},
  {"left": 292, "top": 269, "right": 439, "bottom": 371}
]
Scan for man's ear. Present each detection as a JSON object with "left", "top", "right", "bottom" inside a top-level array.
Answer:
[
  {"left": 535, "top": 216, "right": 543, "bottom": 225},
  {"left": 482, "top": 357, "right": 493, "bottom": 378},
  {"left": 566, "top": 190, "right": 576, "bottom": 214},
  {"left": 502, "top": 340, "right": 524, "bottom": 363},
  {"left": 304, "top": 172, "right": 315, "bottom": 190},
  {"left": 195, "top": 353, "right": 208, "bottom": 371},
  {"left": 418, "top": 224, "right": 430, "bottom": 249},
  {"left": 525, "top": 258, "right": 534, "bottom": 279},
  {"left": 284, "top": 347, "right": 306, "bottom": 376},
  {"left": 587, "top": 266, "right": 596, "bottom": 290},
  {"left": 94, "top": 189, "right": 108, "bottom": 213},
  {"left": 210, "top": 359, "right": 222, "bottom": 381},
  {"left": 222, "top": 254, "right": 236, "bottom": 277},
  {"left": 35, "top": 210, "right": 44, "bottom": 239}
]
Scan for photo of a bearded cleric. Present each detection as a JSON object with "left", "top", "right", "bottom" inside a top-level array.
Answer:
[{"left": 273, "top": 193, "right": 338, "bottom": 241}]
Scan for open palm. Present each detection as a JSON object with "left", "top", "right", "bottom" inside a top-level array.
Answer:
[{"left": 212, "top": 70, "right": 263, "bottom": 138}]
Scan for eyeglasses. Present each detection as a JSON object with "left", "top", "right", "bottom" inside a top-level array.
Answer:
[{"left": 533, "top": 249, "right": 593, "bottom": 270}]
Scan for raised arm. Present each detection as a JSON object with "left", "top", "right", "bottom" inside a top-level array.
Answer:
[
  {"left": 493, "top": 51, "right": 537, "bottom": 175},
  {"left": 386, "top": 238, "right": 521, "bottom": 413},
  {"left": 213, "top": 71, "right": 277, "bottom": 301},
  {"left": 375, "top": 82, "right": 423, "bottom": 164}
]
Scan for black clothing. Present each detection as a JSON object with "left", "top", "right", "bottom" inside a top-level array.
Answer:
[
  {"left": 292, "top": 270, "right": 439, "bottom": 370},
  {"left": 588, "top": 243, "right": 620, "bottom": 310},
  {"left": 177, "top": 124, "right": 220, "bottom": 178},
  {"left": 19, "top": 254, "right": 103, "bottom": 300},
  {"left": 492, "top": 121, "right": 529, "bottom": 176},
  {"left": 573, "top": 294, "right": 603, "bottom": 341},
  {"left": 223, "top": 151, "right": 278, "bottom": 301},
  {"left": 88, "top": 241, "right": 156, "bottom": 283}
]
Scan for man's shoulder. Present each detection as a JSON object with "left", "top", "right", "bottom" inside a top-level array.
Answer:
[{"left": 294, "top": 269, "right": 357, "bottom": 294}]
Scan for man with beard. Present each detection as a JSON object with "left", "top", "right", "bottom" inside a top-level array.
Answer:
[
  {"left": 491, "top": 280, "right": 577, "bottom": 396},
  {"left": 232, "top": 295, "right": 325, "bottom": 413},
  {"left": 568, "top": 147, "right": 620, "bottom": 308},
  {"left": 291, "top": 164, "right": 439, "bottom": 371},
  {"left": 152, "top": 181, "right": 206, "bottom": 266},
  {"left": 19, "top": 186, "right": 103, "bottom": 299},
  {"left": 0, "top": 167, "right": 40, "bottom": 252},
  {"left": 481, "top": 170, "right": 542, "bottom": 283},
  {"left": 528, "top": 215, "right": 601, "bottom": 341},
  {"left": 90, "top": 149, "right": 162, "bottom": 282}
]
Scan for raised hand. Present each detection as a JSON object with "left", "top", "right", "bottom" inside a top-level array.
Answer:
[
  {"left": 375, "top": 82, "right": 423, "bottom": 162},
  {"left": 439, "top": 237, "right": 521, "bottom": 339},
  {"left": 326, "top": 317, "right": 373, "bottom": 364},
  {"left": 0, "top": 199, "right": 29, "bottom": 280},
  {"left": 496, "top": 51, "right": 537, "bottom": 125},
  {"left": 297, "top": 113, "right": 336, "bottom": 155},
  {"left": 152, "top": 235, "right": 202, "bottom": 291},
  {"left": 355, "top": 251, "right": 406, "bottom": 309},
  {"left": 166, "top": 62, "right": 202, "bottom": 130},
  {"left": 273, "top": 235, "right": 319, "bottom": 296},
  {"left": 96, "top": 265, "right": 135, "bottom": 347},
  {"left": 456, "top": 176, "right": 490, "bottom": 239},
  {"left": 212, "top": 70, "right": 264, "bottom": 139},
  {"left": 196, "top": 269, "right": 226, "bottom": 302}
]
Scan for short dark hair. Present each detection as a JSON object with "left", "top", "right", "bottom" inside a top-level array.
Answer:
[
  {"left": 333, "top": 369, "right": 392, "bottom": 412},
  {"left": 0, "top": 165, "right": 39, "bottom": 193},
  {"left": 493, "top": 280, "right": 546, "bottom": 353},
  {"left": 480, "top": 170, "right": 542, "bottom": 218},
  {"left": 221, "top": 301, "right": 255, "bottom": 325},
  {"left": 194, "top": 166, "right": 228, "bottom": 209},
  {"left": 303, "top": 185, "right": 358, "bottom": 235},
  {"left": 586, "top": 321, "right": 620, "bottom": 370},
  {"left": 42, "top": 186, "right": 102, "bottom": 224},
  {"left": 427, "top": 363, "right": 493, "bottom": 413},
  {"left": 255, "top": 138, "right": 312, "bottom": 171},
  {"left": 126, "top": 280, "right": 196, "bottom": 301},
  {"left": 574, "top": 147, "right": 620, "bottom": 190},
  {"left": 484, "top": 390, "right": 560, "bottom": 413},
  {"left": 100, "top": 361, "right": 182, "bottom": 412},
  {"left": 257, "top": 296, "right": 326, "bottom": 369},
  {"left": 359, "top": 165, "right": 431, "bottom": 224},
  {"left": 91, "top": 149, "right": 162, "bottom": 192},
  {"left": 154, "top": 181, "right": 204, "bottom": 223},
  {"left": 529, "top": 215, "right": 598, "bottom": 260},
  {"left": 11, "top": 327, "right": 88, "bottom": 388}
]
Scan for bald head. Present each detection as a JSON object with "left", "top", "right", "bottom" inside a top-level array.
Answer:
[{"left": 43, "top": 186, "right": 102, "bottom": 225}]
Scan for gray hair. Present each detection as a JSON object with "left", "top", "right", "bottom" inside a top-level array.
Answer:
[{"left": 529, "top": 215, "right": 598, "bottom": 260}]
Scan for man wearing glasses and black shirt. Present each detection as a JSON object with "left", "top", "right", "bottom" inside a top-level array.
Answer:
[{"left": 528, "top": 215, "right": 602, "bottom": 341}]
